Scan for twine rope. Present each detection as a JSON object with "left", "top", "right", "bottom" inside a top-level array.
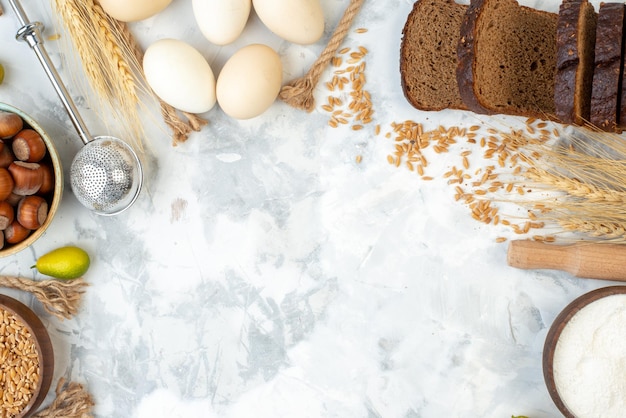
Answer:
[
  {"left": 279, "top": 0, "right": 366, "bottom": 111},
  {"left": 33, "top": 378, "right": 95, "bottom": 418},
  {"left": 0, "top": 275, "right": 88, "bottom": 321}
]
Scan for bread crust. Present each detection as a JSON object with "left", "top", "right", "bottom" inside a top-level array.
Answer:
[
  {"left": 555, "top": 0, "right": 597, "bottom": 125},
  {"left": 456, "top": 0, "right": 491, "bottom": 114},
  {"left": 590, "top": 2, "right": 625, "bottom": 131},
  {"left": 554, "top": 1, "right": 579, "bottom": 122}
]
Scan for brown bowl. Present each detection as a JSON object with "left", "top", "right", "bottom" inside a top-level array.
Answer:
[
  {"left": 0, "top": 103, "right": 63, "bottom": 257},
  {"left": 543, "top": 286, "right": 626, "bottom": 417},
  {"left": 0, "top": 294, "right": 54, "bottom": 417}
]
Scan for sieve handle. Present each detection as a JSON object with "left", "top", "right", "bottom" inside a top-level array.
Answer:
[
  {"left": 6, "top": 0, "right": 93, "bottom": 145},
  {"left": 507, "top": 240, "right": 626, "bottom": 281}
]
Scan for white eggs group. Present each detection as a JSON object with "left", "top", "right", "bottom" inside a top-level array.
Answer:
[
  {"left": 216, "top": 44, "right": 283, "bottom": 120},
  {"left": 98, "top": 0, "right": 172, "bottom": 22},
  {"left": 139, "top": 0, "right": 327, "bottom": 119},
  {"left": 143, "top": 39, "right": 217, "bottom": 114}
]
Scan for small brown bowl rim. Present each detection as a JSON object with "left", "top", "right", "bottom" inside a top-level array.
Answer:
[
  {"left": 0, "top": 103, "right": 64, "bottom": 257},
  {"left": 543, "top": 285, "right": 626, "bottom": 418},
  {"left": 0, "top": 294, "right": 54, "bottom": 417}
]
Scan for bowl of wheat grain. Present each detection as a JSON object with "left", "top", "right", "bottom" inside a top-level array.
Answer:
[{"left": 0, "top": 294, "right": 54, "bottom": 417}]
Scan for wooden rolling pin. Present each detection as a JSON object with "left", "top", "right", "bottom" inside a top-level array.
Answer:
[{"left": 507, "top": 240, "right": 626, "bottom": 281}]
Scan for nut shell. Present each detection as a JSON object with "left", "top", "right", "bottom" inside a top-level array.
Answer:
[
  {"left": 4, "top": 219, "right": 30, "bottom": 244},
  {"left": 12, "top": 129, "right": 46, "bottom": 163},
  {"left": 37, "top": 163, "right": 54, "bottom": 195},
  {"left": 0, "top": 168, "right": 15, "bottom": 201},
  {"left": 0, "top": 201, "right": 14, "bottom": 230},
  {"left": 0, "top": 141, "right": 15, "bottom": 168},
  {"left": 8, "top": 162, "right": 43, "bottom": 196},
  {"left": 0, "top": 111, "right": 23, "bottom": 139},
  {"left": 17, "top": 196, "right": 48, "bottom": 230}
]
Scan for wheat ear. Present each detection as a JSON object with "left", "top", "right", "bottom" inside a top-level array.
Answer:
[{"left": 52, "top": 0, "right": 145, "bottom": 153}]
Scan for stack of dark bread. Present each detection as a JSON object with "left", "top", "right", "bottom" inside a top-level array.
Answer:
[{"left": 400, "top": 0, "right": 626, "bottom": 132}]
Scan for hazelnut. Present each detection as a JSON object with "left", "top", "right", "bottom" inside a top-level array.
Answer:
[
  {"left": 0, "top": 140, "right": 14, "bottom": 168},
  {"left": 0, "top": 111, "right": 23, "bottom": 139},
  {"left": 0, "top": 167, "right": 14, "bottom": 201},
  {"left": 12, "top": 129, "right": 46, "bottom": 162},
  {"left": 4, "top": 219, "right": 30, "bottom": 244},
  {"left": 8, "top": 161, "right": 43, "bottom": 195},
  {"left": 17, "top": 195, "right": 48, "bottom": 230},
  {"left": 38, "top": 163, "right": 55, "bottom": 195},
  {"left": 0, "top": 201, "right": 14, "bottom": 230}
]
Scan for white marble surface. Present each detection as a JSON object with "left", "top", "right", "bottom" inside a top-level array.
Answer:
[{"left": 0, "top": 0, "right": 617, "bottom": 417}]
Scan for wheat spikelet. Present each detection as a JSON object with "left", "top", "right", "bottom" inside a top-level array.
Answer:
[
  {"left": 90, "top": 1, "right": 146, "bottom": 153},
  {"left": 91, "top": 3, "right": 138, "bottom": 103},
  {"left": 53, "top": 0, "right": 107, "bottom": 93},
  {"left": 523, "top": 167, "right": 626, "bottom": 205},
  {"left": 558, "top": 217, "right": 626, "bottom": 241},
  {"left": 52, "top": 0, "right": 146, "bottom": 153}
]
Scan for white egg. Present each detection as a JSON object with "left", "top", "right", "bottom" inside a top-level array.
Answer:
[
  {"left": 143, "top": 39, "right": 217, "bottom": 114},
  {"left": 99, "top": 0, "right": 172, "bottom": 22},
  {"left": 216, "top": 44, "right": 282, "bottom": 120},
  {"left": 252, "top": 0, "right": 324, "bottom": 44},
  {"left": 192, "top": 0, "right": 251, "bottom": 45}
]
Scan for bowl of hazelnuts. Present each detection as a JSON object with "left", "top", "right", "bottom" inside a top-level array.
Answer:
[{"left": 0, "top": 103, "right": 63, "bottom": 257}]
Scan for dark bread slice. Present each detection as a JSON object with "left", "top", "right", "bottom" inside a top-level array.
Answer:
[
  {"left": 554, "top": 0, "right": 597, "bottom": 125},
  {"left": 400, "top": 0, "right": 468, "bottom": 111},
  {"left": 457, "top": 0, "right": 558, "bottom": 118},
  {"left": 590, "top": 2, "right": 625, "bottom": 131}
]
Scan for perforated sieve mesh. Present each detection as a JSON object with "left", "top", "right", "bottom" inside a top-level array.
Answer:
[{"left": 70, "top": 137, "right": 142, "bottom": 215}]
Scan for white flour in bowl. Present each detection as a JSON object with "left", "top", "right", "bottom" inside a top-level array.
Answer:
[{"left": 553, "top": 293, "right": 626, "bottom": 418}]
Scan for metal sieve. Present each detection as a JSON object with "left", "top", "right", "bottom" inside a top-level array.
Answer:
[
  {"left": 7, "top": 0, "right": 143, "bottom": 216},
  {"left": 70, "top": 135, "right": 142, "bottom": 215}
]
